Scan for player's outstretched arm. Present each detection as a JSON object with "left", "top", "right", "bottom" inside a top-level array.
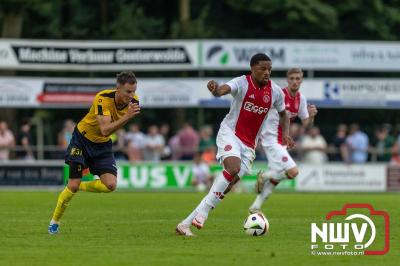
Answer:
[
  {"left": 97, "top": 103, "right": 140, "bottom": 137},
  {"left": 207, "top": 80, "right": 231, "bottom": 97}
]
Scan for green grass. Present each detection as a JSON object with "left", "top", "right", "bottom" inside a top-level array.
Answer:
[{"left": 0, "top": 191, "right": 398, "bottom": 266}]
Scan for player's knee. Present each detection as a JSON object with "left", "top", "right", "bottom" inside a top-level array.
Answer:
[
  {"left": 225, "top": 165, "right": 240, "bottom": 177},
  {"left": 105, "top": 181, "right": 117, "bottom": 192},
  {"left": 270, "top": 178, "right": 280, "bottom": 185},
  {"left": 287, "top": 168, "right": 299, "bottom": 179},
  {"left": 67, "top": 183, "right": 80, "bottom": 193}
]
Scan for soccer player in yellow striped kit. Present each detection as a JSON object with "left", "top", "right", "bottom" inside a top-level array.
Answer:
[{"left": 48, "top": 71, "right": 140, "bottom": 234}]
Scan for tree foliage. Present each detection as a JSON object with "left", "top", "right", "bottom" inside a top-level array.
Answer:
[{"left": 0, "top": 0, "right": 399, "bottom": 40}]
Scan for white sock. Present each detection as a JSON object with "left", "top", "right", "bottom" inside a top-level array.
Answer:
[
  {"left": 181, "top": 209, "right": 198, "bottom": 226},
  {"left": 249, "top": 179, "right": 276, "bottom": 210},
  {"left": 262, "top": 169, "right": 287, "bottom": 182},
  {"left": 195, "top": 172, "right": 230, "bottom": 217},
  {"left": 50, "top": 219, "right": 59, "bottom": 225}
]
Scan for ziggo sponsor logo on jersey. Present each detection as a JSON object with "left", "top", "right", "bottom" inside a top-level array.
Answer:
[{"left": 243, "top": 101, "right": 269, "bottom": 114}]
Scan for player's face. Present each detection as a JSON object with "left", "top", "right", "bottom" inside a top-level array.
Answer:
[
  {"left": 287, "top": 73, "right": 303, "bottom": 93},
  {"left": 251, "top": 60, "right": 272, "bottom": 86},
  {"left": 117, "top": 82, "right": 137, "bottom": 105}
]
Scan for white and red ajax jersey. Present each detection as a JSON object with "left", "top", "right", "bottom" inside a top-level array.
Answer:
[
  {"left": 260, "top": 87, "right": 309, "bottom": 146},
  {"left": 219, "top": 75, "right": 285, "bottom": 149}
]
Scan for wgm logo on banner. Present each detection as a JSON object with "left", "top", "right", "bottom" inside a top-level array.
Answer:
[
  {"left": 206, "top": 45, "right": 230, "bottom": 66},
  {"left": 203, "top": 41, "right": 286, "bottom": 69},
  {"left": 311, "top": 204, "right": 389, "bottom": 256}
]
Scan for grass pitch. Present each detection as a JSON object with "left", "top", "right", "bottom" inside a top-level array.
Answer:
[{"left": 0, "top": 191, "right": 398, "bottom": 266}]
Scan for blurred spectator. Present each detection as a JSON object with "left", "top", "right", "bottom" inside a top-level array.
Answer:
[
  {"left": 201, "top": 148, "right": 217, "bottom": 164},
  {"left": 375, "top": 124, "right": 395, "bottom": 162},
  {"left": 169, "top": 133, "right": 182, "bottom": 160},
  {"left": 345, "top": 123, "right": 369, "bottom": 163},
  {"left": 143, "top": 125, "right": 165, "bottom": 162},
  {"left": 16, "top": 119, "right": 34, "bottom": 160},
  {"left": 160, "top": 123, "right": 170, "bottom": 140},
  {"left": 178, "top": 122, "right": 200, "bottom": 160},
  {"left": 329, "top": 124, "right": 348, "bottom": 161},
  {"left": 300, "top": 126, "right": 328, "bottom": 163},
  {"left": 125, "top": 124, "right": 146, "bottom": 161},
  {"left": 255, "top": 142, "right": 267, "bottom": 161},
  {"left": 290, "top": 123, "right": 302, "bottom": 142},
  {"left": 112, "top": 128, "right": 128, "bottom": 160},
  {"left": 0, "top": 121, "right": 15, "bottom": 160},
  {"left": 391, "top": 134, "right": 400, "bottom": 164},
  {"left": 198, "top": 125, "right": 215, "bottom": 152},
  {"left": 160, "top": 123, "right": 172, "bottom": 160},
  {"left": 57, "top": 119, "right": 76, "bottom": 149},
  {"left": 191, "top": 152, "right": 213, "bottom": 192},
  {"left": 198, "top": 125, "right": 217, "bottom": 163},
  {"left": 288, "top": 123, "right": 302, "bottom": 159},
  {"left": 374, "top": 124, "right": 395, "bottom": 162}
]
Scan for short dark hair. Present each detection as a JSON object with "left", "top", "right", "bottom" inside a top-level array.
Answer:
[
  {"left": 250, "top": 53, "right": 271, "bottom": 67},
  {"left": 21, "top": 117, "right": 31, "bottom": 126},
  {"left": 116, "top": 71, "right": 137, "bottom": 85}
]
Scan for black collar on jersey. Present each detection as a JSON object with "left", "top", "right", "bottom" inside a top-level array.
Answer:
[{"left": 100, "top": 91, "right": 126, "bottom": 110}]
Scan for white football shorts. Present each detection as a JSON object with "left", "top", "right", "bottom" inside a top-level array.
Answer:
[
  {"left": 262, "top": 143, "right": 296, "bottom": 172},
  {"left": 216, "top": 126, "right": 255, "bottom": 175}
]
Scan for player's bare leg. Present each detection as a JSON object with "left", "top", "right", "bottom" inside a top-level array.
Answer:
[
  {"left": 99, "top": 173, "right": 117, "bottom": 191},
  {"left": 249, "top": 167, "right": 298, "bottom": 213}
]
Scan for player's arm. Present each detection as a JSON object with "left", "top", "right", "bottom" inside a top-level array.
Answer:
[
  {"left": 97, "top": 102, "right": 140, "bottom": 137},
  {"left": 275, "top": 88, "right": 294, "bottom": 148},
  {"left": 301, "top": 104, "right": 318, "bottom": 128},
  {"left": 207, "top": 80, "right": 232, "bottom": 97},
  {"left": 278, "top": 110, "right": 294, "bottom": 148}
]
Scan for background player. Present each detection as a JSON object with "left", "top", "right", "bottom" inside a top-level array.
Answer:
[
  {"left": 176, "top": 53, "right": 293, "bottom": 236},
  {"left": 248, "top": 68, "right": 318, "bottom": 213},
  {"left": 48, "top": 71, "right": 141, "bottom": 234}
]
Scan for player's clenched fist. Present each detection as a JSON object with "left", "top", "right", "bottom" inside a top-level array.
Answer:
[
  {"left": 207, "top": 80, "right": 219, "bottom": 96},
  {"left": 127, "top": 103, "right": 141, "bottom": 118},
  {"left": 282, "top": 135, "right": 295, "bottom": 149},
  {"left": 307, "top": 104, "right": 318, "bottom": 118}
]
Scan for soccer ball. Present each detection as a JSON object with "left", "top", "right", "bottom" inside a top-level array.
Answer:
[{"left": 243, "top": 212, "right": 269, "bottom": 236}]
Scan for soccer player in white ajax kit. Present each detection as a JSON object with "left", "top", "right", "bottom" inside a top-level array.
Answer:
[
  {"left": 176, "top": 53, "right": 293, "bottom": 236},
  {"left": 248, "top": 68, "right": 318, "bottom": 213}
]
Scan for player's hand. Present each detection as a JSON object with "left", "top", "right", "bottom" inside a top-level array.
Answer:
[
  {"left": 207, "top": 80, "right": 219, "bottom": 97},
  {"left": 308, "top": 104, "right": 318, "bottom": 118},
  {"left": 282, "top": 135, "right": 295, "bottom": 149},
  {"left": 126, "top": 103, "right": 141, "bottom": 118}
]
